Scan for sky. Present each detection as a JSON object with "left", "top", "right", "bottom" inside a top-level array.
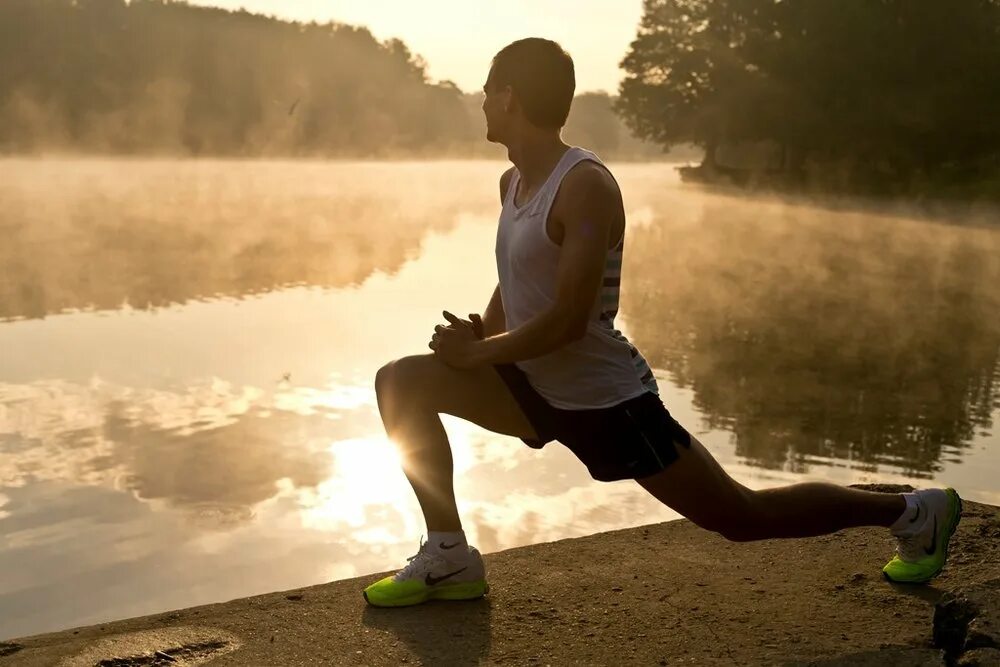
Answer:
[{"left": 184, "top": 0, "right": 645, "bottom": 94}]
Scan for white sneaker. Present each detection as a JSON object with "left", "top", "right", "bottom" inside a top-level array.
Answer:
[
  {"left": 884, "top": 487, "right": 962, "bottom": 583},
  {"left": 362, "top": 537, "right": 489, "bottom": 607}
]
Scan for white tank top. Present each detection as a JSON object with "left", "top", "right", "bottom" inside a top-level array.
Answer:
[{"left": 495, "top": 146, "right": 659, "bottom": 409}]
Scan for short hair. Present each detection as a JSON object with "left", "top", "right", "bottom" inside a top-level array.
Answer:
[{"left": 489, "top": 38, "right": 575, "bottom": 129}]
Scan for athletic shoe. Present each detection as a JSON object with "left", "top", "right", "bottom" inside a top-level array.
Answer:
[
  {"left": 363, "top": 537, "right": 489, "bottom": 607},
  {"left": 883, "top": 488, "right": 962, "bottom": 583}
]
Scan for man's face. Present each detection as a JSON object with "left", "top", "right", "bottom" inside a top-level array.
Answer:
[{"left": 482, "top": 68, "right": 512, "bottom": 144}]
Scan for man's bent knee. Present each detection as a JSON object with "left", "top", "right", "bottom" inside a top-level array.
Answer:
[
  {"left": 716, "top": 524, "right": 762, "bottom": 543},
  {"left": 690, "top": 490, "right": 765, "bottom": 542},
  {"left": 376, "top": 355, "right": 442, "bottom": 410},
  {"left": 388, "top": 355, "right": 431, "bottom": 395},
  {"left": 375, "top": 360, "right": 396, "bottom": 399},
  {"left": 638, "top": 437, "right": 772, "bottom": 542}
]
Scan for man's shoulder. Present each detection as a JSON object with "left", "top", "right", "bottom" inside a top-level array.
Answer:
[
  {"left": 499, "top": 166, "right": 516, "bottom": 201},
  {"left": 564, "top": 158, "right": 616, "bottom": 189},
  {"left": 549, "top": 160, "right": 623, "bottom": 242},
  {"left": 500, "top": 166, "right": 516, "bottom": 186},
  {"left": 556, "top": 159, "right": 622, "bottom": 211}
]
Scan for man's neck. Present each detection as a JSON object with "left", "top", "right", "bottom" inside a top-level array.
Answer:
[{"left": 507, "top": 132, "right": 570, "bottom": 190}]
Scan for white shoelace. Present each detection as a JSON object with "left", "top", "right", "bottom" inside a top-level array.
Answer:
[
  {"left": 894, "top": 500, "right": 937, "bottom": 561},
  {"left": 895, "top": 532, "right": 928, "bottom": 561},
  {"left": 393, "top": 537, "right": 442, "bottom": 582}
]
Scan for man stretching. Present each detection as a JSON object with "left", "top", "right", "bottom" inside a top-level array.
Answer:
[{"left": 363, "top": 38, "right": 962, "bottom": 607}]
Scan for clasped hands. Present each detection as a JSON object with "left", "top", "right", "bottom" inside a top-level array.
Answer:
[{"left": 428, "top": 310, "right": 485, "bottom": 369}]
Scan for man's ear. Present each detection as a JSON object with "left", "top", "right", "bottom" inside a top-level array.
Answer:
[{"left": 502, "top": 85, "right": 514, "bottom": 113}]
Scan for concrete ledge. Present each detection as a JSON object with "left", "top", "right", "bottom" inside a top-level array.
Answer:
[{"left": 5, "top": 492, "right": 1000, "bottom": 666}]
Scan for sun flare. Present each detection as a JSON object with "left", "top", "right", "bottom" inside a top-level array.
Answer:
[{"left": 298, "top": 422, "right": 480, "bottom": 535}]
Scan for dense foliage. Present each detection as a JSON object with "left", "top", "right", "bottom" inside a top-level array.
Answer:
[
  {"left": 0, "top": 0, "right": 663, "bottom": 159},
  {"left": 0, "top": 0, "right": 474, "bottom": 155},
  {"left": 617, "top": 0, "right": 1000, "bottom": 195}
]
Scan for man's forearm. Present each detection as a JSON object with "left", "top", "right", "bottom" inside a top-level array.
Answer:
[
  {"left": 469, "top": 307, "right": 580, "bottom": 366},
  {"left": 481, "top": 308, "right": 506, "bottom": 339},
  {"left": 481, "top": 286, "right": 506, "bottom": 338}
]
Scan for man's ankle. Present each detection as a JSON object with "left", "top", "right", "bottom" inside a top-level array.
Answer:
[{"left": 427, "top": 529, "right": 468, "bottom": 556}]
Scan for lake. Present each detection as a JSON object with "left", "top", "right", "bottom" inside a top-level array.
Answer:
[{"left": 1, "top": 158, "right": 998, "bottom": 639}]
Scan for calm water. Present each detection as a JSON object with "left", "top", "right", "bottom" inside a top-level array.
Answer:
[{"left": 1, "top": 159, "right": 998, "bottom": 639}]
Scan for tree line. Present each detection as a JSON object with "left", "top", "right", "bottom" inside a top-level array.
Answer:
[
  {"left": 617, "top": 0, "right": 1000, "bottom": 197},
  {"left": 0, "top": 0, "right": 667, "bottom": 160}
]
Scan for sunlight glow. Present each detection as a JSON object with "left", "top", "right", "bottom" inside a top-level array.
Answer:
[
  {"left": 273, "top": 383, "right": 373, "bottom": 415},
  {"left": 298, "top": 420, "right": 482, "bottom": 537},
  {"left": 298, "top": 436, "right": 411, "bottom": 534},
  {"left": 183, "top": 0, "right": 643, "bottom": 93}
]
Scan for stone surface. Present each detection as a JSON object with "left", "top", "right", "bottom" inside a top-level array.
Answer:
[
  {"left": 3, "top": 497, "right": 998, "bottom": 666},
  {"left": 788, "top": 647, "right": 945, "bottom": 666},
  {"left": 958, "top": 647, "right": 1000, "bottom": 667},
  {"left": 935, "top": 578, "right": 1000, "bottom": 662},
  {"left": 57, "top": 627, "right": 240, "bottom": 667}
]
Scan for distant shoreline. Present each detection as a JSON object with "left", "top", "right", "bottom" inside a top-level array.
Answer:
[
  {"left": 679, "top": 162, "right": 1000, "bottom": 208},
  {"left": 3, "top": 156, "right": 995, "bottom": 225},
  {"left": 0, "top": 151, "right": 696, "bottom": 165}
]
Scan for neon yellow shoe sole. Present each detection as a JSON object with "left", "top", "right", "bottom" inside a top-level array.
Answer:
[
  {"left": 883, "top": 488, "right": 962, "bottom": 584},
  {"left": 362, "top": 577, "right": 489, "bottom": 607}
]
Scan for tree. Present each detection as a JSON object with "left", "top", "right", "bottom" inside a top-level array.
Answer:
[
  {"left": 0, "top": 0, "right": 473, "bottom": 156},
  {"left": 0, "top": 0, "right": 667, "bottom": 159},
  {"left": 616, "top": 0, "right": 1000, "bottom": 194}
]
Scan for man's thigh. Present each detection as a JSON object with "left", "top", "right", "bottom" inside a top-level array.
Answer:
[
  {"left": 384, "top": 354, "right": 539, "bottom": 440},
  {"left": 635, "top": 435, "right": 751, "bottom": 530}
]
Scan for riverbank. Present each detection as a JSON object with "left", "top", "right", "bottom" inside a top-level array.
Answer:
[
  {"left": 3, "top": 486, "right": 999, "bottom": 666},
  {"left": 678, "top": 162, "right": 1000, "bottom": 213}
]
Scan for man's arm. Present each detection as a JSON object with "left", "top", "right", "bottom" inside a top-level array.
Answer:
[
  {"left": 480, "top": 168, "right": 517, "bottom": 338},
  {"left": 467, "top": 163, "right": 620, "bottom": 367},
  {"left": 481, "top": 283, "right": 506, "bottom": 338}
]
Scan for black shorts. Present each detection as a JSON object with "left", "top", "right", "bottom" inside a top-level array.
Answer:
[{"left": 494, "top": 363, "right": 692, "bottom": 482}]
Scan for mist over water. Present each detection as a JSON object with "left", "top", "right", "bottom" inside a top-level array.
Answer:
[
  {"left": 0, "top": 159, "right": 493, "bottom": 319},
  {"left": 0, "top": 158, "right": 998, "bottom": 639}
]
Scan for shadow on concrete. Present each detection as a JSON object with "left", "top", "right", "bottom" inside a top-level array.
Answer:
[
  {"left": 886, "top": 582, "right": 947, "bottom": 605},
  {"left": 361, "top": 598, "right": 493, "bottom": 666}
]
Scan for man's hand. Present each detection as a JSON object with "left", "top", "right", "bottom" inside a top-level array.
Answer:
[
  {"left": 433, "top": 312, "right": 484, "bottom": 339},
  {"left": 469, "top": 313, "right": 484, "bottom": 339},
  {"left": 429, "top": 311, "right": 484, "bottom": 368}
]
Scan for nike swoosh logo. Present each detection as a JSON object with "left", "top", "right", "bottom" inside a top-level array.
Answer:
[
  {"left": 426, "top": 567, "right": 467, "bottom": 586},
  {"left": 909, "top": 504, "right": 921, "bottom": 524},
  {"left": 439, "top": 541, "right": 461, "bottom": 550},
  {"left": 924, "top": 516, "right": 938, "bottom": 555}
]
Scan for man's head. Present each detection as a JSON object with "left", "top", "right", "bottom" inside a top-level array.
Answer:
[{"left": 482, "top": 38, "right": 575, "bottom": 143}]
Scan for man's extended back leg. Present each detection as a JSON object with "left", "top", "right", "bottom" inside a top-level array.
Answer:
[
  {"left": 636, "top": 436, "right": 961, "bottom": 583},
  {"left": 635, "top": 435, "right": 906, "bottom": 541}
]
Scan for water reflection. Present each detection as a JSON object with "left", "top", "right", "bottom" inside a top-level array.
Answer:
[
  {"left": 623, "top": 198, "right": 1000, "bottom": 475},
  {"left": 0, "top": 379, "right": 374, "bottom": 526}
]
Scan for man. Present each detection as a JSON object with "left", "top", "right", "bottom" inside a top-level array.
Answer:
[{"left": 362, "top": 38, "right": 962, "bottom": 607}]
